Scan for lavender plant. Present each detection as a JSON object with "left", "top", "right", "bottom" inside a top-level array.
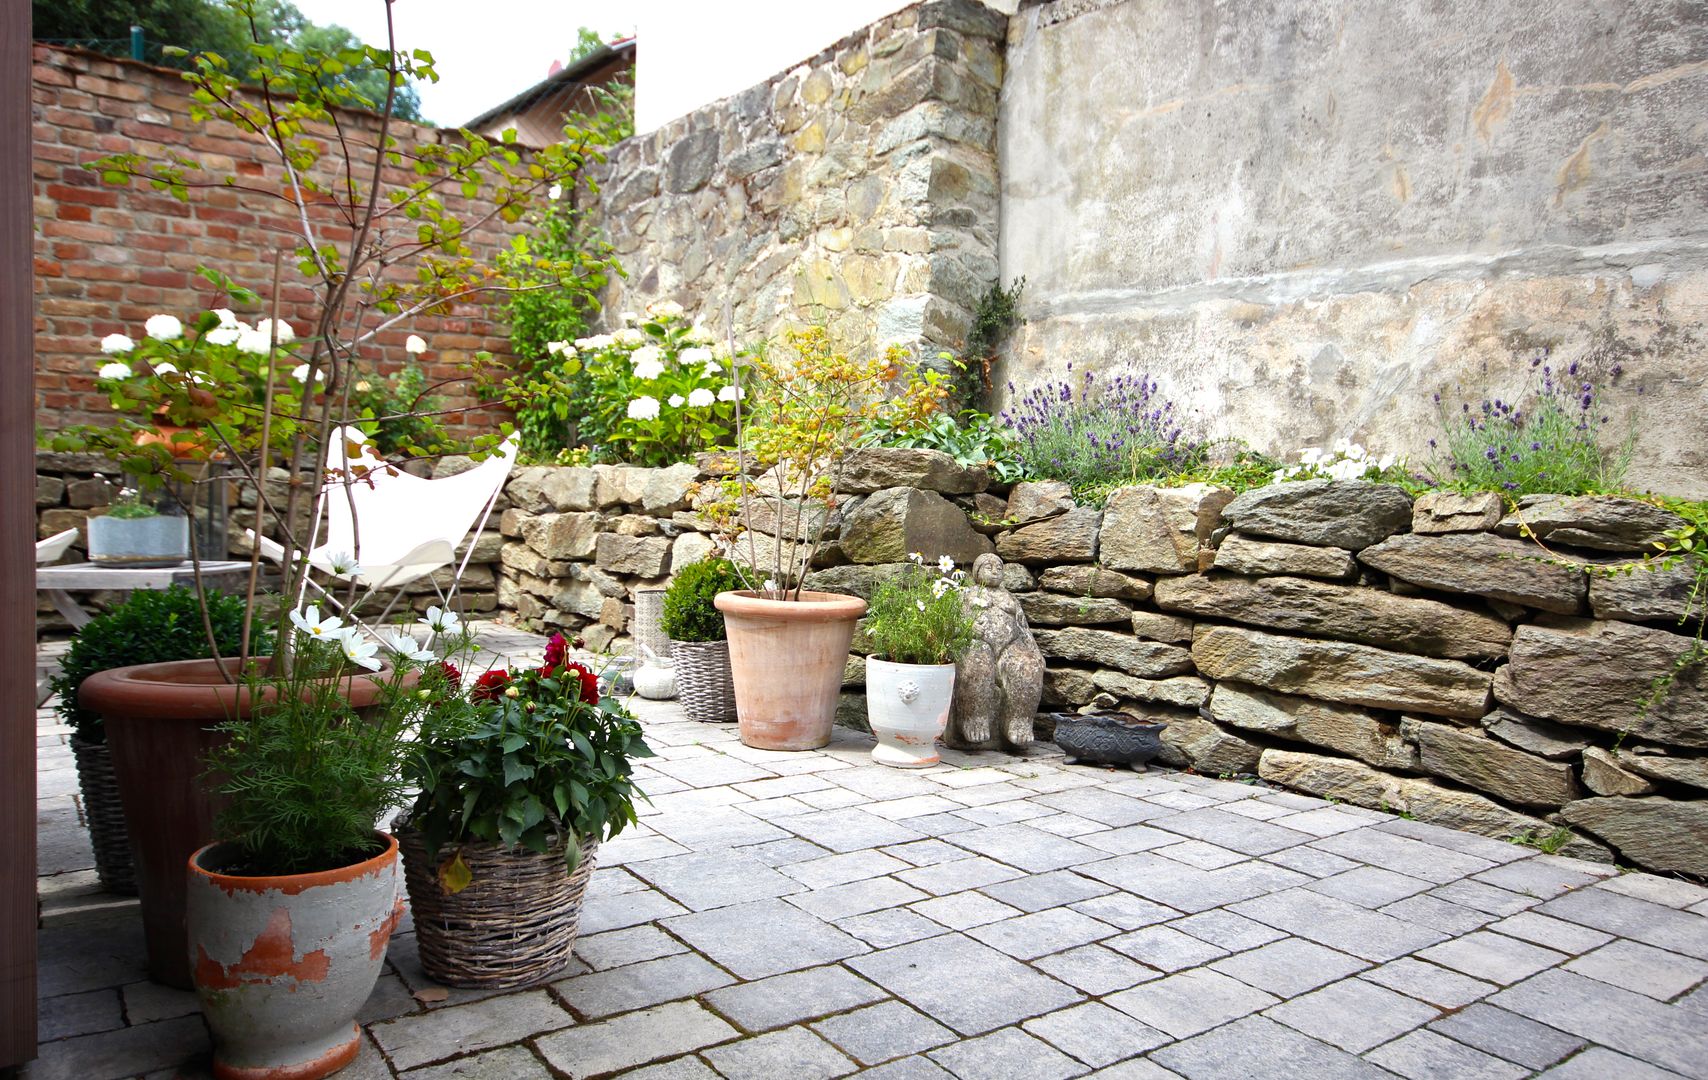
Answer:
[
  {"left": 1427, "top": 353, "right": 1635, "bottom": 496},
  {"left": 1000, "top": 367, "right": 1205, "bottom": 498}
]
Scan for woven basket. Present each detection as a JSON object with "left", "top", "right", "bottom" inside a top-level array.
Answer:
[
  {"left": 399, "top": 825, "right": 597, "bottom": 990},
  {"left": 672, "top": 638, "right": 737, "bottom": 723},
  {"left": 71, "top": 735, "right": 138, "bottom": 896}
]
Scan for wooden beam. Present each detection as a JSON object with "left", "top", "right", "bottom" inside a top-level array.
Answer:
[{"left": 1, "top": 0, "right": 40, "bottom": 1067}]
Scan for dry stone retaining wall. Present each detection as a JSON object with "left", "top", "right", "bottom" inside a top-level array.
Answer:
[{"left": 491, "top": 451, "right": 1708, "bottom": 878}]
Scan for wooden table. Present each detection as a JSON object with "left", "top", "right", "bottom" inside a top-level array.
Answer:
[{"left": 35, "top": 560, "right": 261, "bottom": 629}]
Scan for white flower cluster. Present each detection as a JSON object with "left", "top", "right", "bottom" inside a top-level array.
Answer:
[
  {"left": 95, "top": 309, "right": 306, "bottom": 384},
  {"left": 566, "top": 304, "right": 747, "bottom": 424},
  {"left": 1273, "top": 439, "right": 1401, "bottom": 484},
  {"left": 287, "top": 602, "right": 460, "bottom": 672}
]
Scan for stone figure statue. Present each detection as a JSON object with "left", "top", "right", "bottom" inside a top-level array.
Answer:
[{"left": 947, "top": 553, "right": 1044, "bottom": 751}]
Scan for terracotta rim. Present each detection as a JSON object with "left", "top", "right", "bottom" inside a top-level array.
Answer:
[
  {"left": 79, "top": 657, "right": 408, "bottom": 720},
  {"left": 714, "top": 589, "right": 867, "bottom": 622},
  {"left": 190, "top": 831, "right": 399, "bottom": 895}
]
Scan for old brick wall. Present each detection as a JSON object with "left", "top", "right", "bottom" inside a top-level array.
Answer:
[{"left": 31, "top": 44, "right": 523, "bottom": 442}]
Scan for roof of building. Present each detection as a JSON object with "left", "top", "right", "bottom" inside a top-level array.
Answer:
[{"left": 461, "top": 37, "right": 636, "bottom": 131}]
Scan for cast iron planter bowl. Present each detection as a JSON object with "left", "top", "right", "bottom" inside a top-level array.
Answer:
[{"left": 1052, "top": 711, "right": 1169, "bottom": 770}]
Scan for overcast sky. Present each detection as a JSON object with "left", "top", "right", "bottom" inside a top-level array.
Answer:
[{"left": 288, "top": 0, "right": 634, "bottom": 128}]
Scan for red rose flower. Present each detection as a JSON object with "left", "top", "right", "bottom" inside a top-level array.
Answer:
[
  {"left": 560, "top": 661, "right": 600, "bottom": 705},
  {"left": 435, "top": 660, "right": 462, "bottom": 687},
  {"left": 470, "top": 668, "right": 511, "bottom": 702}
]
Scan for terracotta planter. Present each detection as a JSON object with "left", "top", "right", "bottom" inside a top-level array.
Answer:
[
  {"left": 79, "top": 657, "right": 407, "bottom": 988},
  {"left": 714, "top": 590, "right": 866, "bottom": 750},
  {"left": 189, "top": 831, "right": 402, "bottom": 1080},
  {"left": 866, "top": 657, "right": 956, "bottom": 769}
]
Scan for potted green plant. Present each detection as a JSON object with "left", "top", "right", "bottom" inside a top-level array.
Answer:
[
  {"left": 661, "top": 556, "right": 745, "bottom": 722},
  {"left": 85, "top": 487, "right": 189, "bottom": 568},
  {"left": 49, "top": 585, "right": 270, "bottom": 895},
  {"left": 180, "top": 616, "right": 444, "bottom": 1079},
  {"left": 864, "top": 554, "right": 976, "bottom": 768},
  {"left": 397, "top": 632, "right": 652, "bottom": 989},
  {"left": 708, "top": 327, "right": 949, "bottom": 750}
]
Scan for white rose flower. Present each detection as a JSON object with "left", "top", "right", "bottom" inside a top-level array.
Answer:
[
  {"left": 717, "top": 384, "right": 744, "bottom": 402},
  {"left": 687, "top": 387, "right": 715, "bottom": 408},
  {"left": 99, "top": 333, "right": 134, "bottom": 355},
  {"left": 627, "top": 395, "right": 661, "bottom": 420},
  {"left": 614, "top": 328, "right": 645, "bottom": 347},
  {"left": 405, "top": 334, "right": 427, "bottom": 354},
  {"left": 144, "top": 314, "right": 183, "bottom": 341},
  {"left": 668, "top": 394, "right": 686, "bottom": 407},
  {"left": 204, "top": 325, "right": 241, "bottom": 347},
  {"left": 235, "top": 327, "right": 273, "bottom": 354},
  {"left": 256, "top": 318, "right": 295, "bottom": 343},
  {"left": 97, "top": 361, "right": 132, "bottom": 380},
  {"left": 680, "top": 346, "right": 713, "bottom": 367}
]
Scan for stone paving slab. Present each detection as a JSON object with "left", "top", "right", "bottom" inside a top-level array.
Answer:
[{"left": 24, "top": 626, "right": 1708, "bottom": 1079}]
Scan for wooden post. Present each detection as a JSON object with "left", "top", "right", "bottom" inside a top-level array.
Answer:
[{"left": 1, "top": 0, "right": 40, "bottom": 1067}]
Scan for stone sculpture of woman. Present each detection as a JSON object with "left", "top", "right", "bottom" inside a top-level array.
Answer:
[{"left": 946, "top": 553, "right": 1044, "bottom": 750}]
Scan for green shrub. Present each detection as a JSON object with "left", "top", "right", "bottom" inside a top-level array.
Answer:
[
  {"left": 864, "top": 556, "right": 975, "bottom": 666},
  {"left": 50, "top": 585, "right": 272, "bottom": 743},
  {"left": 863, "top": 408, "right": 1027, "bottom": 486},
  {"left": 661, "top": 557, "right": 745, "bottom": 642}
]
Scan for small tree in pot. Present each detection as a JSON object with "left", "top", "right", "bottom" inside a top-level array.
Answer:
[
  {"left": 707, "top": 327, "right": 950, "bottom": 750},
  {"left": 863, "top": 554, "right": 976, "bottom": 768},
  {"left": 661, "top": 556, "right": 745, "bottom": 723}
]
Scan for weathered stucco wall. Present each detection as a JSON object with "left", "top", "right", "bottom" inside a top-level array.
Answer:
[
  {"left": 997, "top": 0, "right": 1708, "bottom": 497},
  {"left": 591, "top": 0, "right": 1005, "bottom": 362}
]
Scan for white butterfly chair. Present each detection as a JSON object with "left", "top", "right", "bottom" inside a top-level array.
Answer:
[
  {"left": 36, "top": 529, "right": 78, "bottom": 565},
  {"left": 252, "top": 426, "right": 519, "bottom": 624}
]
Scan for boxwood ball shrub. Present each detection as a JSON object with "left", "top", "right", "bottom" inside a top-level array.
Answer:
[
  {"left": 50, "top": 585, "right": 272, "bottom": 743},
  {"left": 661, "top": 557, "right": 746, "bottom": 642}
]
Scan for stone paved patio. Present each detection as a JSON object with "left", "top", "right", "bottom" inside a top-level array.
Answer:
[{"left": 26, "top": 626, "right": 1708, "bottom": 1079}]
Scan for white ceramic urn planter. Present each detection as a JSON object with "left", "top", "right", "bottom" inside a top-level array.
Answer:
[
  {"left": 186, "top": 833, "right": 403, "bottom": 1080},
  {"left": 865, "top": 656, "right": 956, "bottom": 769}
]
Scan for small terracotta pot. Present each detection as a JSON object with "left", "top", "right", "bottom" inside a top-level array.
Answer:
[
  {"left": 80, "top": 657, "right": 408, "bottom": 988},
  {"left": 188, "top": 832, "right": 402, "bottom": 1080},
  {"left": 866, "top": 657, "right": 956, "bottom": 769},
  {"left": 714, "top": 590, "right": 867, "bottom": 750}
]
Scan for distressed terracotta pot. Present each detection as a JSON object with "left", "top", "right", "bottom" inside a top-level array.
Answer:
[
  {"left": 714, "top": 590, "right": 866, "bottom": 750},
  {"left": 188, "top": 832, "right": 402, "bottom": 1080},
  {"left": 866, "top": 657, "right": 956, "bottom": 769},
  {"left": 80, "top": 657, "right": 407, "bottom": 988}
]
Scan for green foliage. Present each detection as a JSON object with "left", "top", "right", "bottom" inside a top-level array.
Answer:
[
  {"left": 864, "top": 556, "right": 975, "bottom": 666},
  {"left": 51, "top": 585, "right": 271, "bottom": 743},
  {"left": 349, "top": 359, "right": 449, "bottom": 456},
  {"left": 661, "top": 557, "right": 744, "bottom": 643},
  {"left": 1509, "top": 826, "right": 1574, "bottom": 854},
  {"left": 567, "top": 26, "right": 623, "bottom": 64},
  {"left": 402, "top": 660, "right": 653, "bottom": 873},
  {"left": 105, "top": 488, "right": 162, "bottom": 519},
  {"left": 966, "top": 276, "right": 1024, "bottom": 361},
  {"left": 863, "top": 408, "right": 1027, "bottom": 486}
]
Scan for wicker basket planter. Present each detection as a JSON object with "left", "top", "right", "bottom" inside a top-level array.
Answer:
[
  {"left": 399, "top": 825, "right": 597, "bottom": 990},
  {"left": 671, "top": 638, "right": 736, "bottom": 723},
  {"left": 70, "top": 735, "right": 137, "bottom": 895}
]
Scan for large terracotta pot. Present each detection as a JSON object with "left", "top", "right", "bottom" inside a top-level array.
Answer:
[
  {"left": 713, "top": 590, "right": 866, "bottom": 750},
  {"left": 188, "top": 831, "right": 402, "bottom": 1080},
  {"left": 79, "top": 657, "right": 406, "bottom": 988}
]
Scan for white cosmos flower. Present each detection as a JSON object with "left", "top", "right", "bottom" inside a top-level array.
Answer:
[
  {"left": 211, "top": 308, "right": 240, "bottom": 328},
  {"left": 680, "top": 346, "right": 713, "bottom": 368},
  {"left": 915, "top": 600, "right": 926, "bottom": 612},
  {"left": 938, "top": 555, "right": 955, "bottom": 573},
  {"left": 908, "top": 552, "right": 924, "bottom": 564},
  {"left": 145, "top": 314, "right": 183, "bottom": 341},
  {"left": 547, "top": 182, "right": 563, "bottom": 200},
  {"left": 668, "top": 394, "right": 686, "bottom": 407},
  {"left": 151, "top": 362, "right": 178, "bottom": 377},
  {"left": 687, "top": 387, "right": 715, "bottom": 408},
  {"left": 575, "top": 333, "right": 615, "bottom": 350},
  {"left": 405, "top": 334, "right": 427, "bottom": 354},
  {"left": 204, "top": 325, "right": 241, "bottom": 347},
  {"left": 97, "top": 361, "right": 132, "bottom": 380},
  {"left": 339, "top": 632, "right": 382, "bottom": 672},
  {"left": 325, "top": 550, "right": 361, "bottom": 576},
  {"left": 627, "top": 395, "right": 661, "bottom": 421},
  {"left": 289, "top": 606, "right": 344, "bottom": 640},
  {"left": 932, "top": 577, "right": 953, "bottom": 598},
  {"left": 420, "top": 605, "right": 461, "bottom": 635},
  {"left": 717, "top": 384, "right": 744, "bottom": 402},
  {"left": 256, "top": 318, "right": 295, "bottom": 343},
  {"left": 235, "top": 327, "right": 273, "bottom": 354},
  {"left": 614, "top": 328, "right": 645, "bottom": 346},
  {"left": 100, "top": 333, "right": 134, "bottom": 355},
  {"left": 384, "top": 632, "right": 436, "bottom": 662}
]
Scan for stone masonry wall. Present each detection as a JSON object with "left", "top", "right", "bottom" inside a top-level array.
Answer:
[
  {"left": 588, "top": 0, "right": 1005, "bottom": 364},
  {"left": 998, "top": 0, "right": 1708, "bottom": 498},
  {"left": 494, "top": 451, "right": 1708, "bottom": 878}
]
